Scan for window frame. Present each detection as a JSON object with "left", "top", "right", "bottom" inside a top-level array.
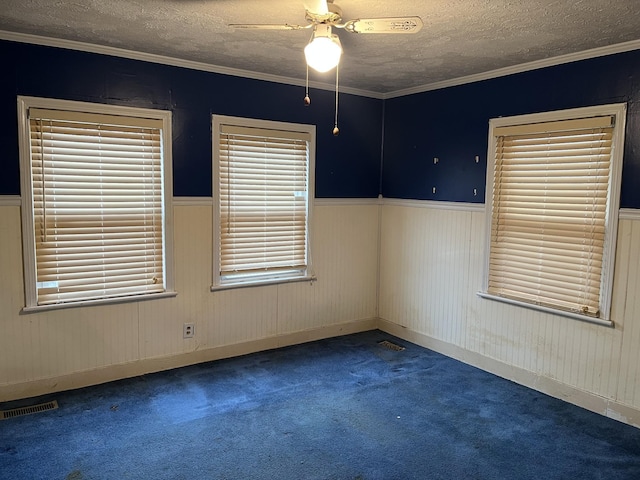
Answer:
[
  {"left": 18, "top": 96, "right": 175, "bottom": 312},
  {"left": 479, "top": 103, "right": 627, "bottom": 326},
  {"left": 211, "top": 115, "right": 315, "bottom": 290}
]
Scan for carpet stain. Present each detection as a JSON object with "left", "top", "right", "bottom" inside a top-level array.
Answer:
[
  {"left": 66, "top": 470, "right": 83, "bottom": 480},
  {"left": 1, "top": 446, "right": 17, "bottom": 455}
]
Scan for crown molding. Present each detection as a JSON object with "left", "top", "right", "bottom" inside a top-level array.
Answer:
[
  {"left": 3, "top": 30, "right": 640, "bottom": 101},
  {"left": 0, "top": 30, "right": 382, "bottom": 99},
  {"left": 383, "top": 39, "right": 640, "bottom": 99}
]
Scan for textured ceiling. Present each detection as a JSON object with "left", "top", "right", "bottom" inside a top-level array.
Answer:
[{"left": 1, "top": 0, "right": 640, "bottom": 94}]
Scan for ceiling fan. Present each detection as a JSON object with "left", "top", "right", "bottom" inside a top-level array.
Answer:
[
  {"left": 229, "top": 0, "right": 423, "bottom": 72},
  {"left": 229, "top": 1, "right": 423, "bottom": 135}
]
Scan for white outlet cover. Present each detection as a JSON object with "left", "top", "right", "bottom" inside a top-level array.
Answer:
[{"left": 183, "top": 323, "right": 195, "bottom": 338}]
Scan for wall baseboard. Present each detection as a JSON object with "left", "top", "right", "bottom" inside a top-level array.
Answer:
[
  {"left": 378, "top": 319, "right": 640, "bottom": 429},
  {"left": 0, "top": 318, "right": 378, "bottom": 402}
]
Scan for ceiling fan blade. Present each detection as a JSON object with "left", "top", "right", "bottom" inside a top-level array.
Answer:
[
  {"left": 341, "top": 16, "right": 423, "bottom": 34},
  {"left": 229, "top": 23, "right": 309, "bottom": 31}
]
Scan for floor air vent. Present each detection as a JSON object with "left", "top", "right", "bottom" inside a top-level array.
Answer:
[
  {"left": 1, "top": 400, "right": 58, "bottom": 420},
  {"left": 378, "top": 340, "right": 405, "bottom": 351}
]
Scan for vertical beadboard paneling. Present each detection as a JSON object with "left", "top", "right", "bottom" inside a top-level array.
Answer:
[
  {"left": 0, "top": 206, "right": 29, "bottom": 384},
  {"left": 277, "top": 204, "right": 379, "bottom": 334},
  {"left": 7, "top": 196, "right": 639, "bottom": 413},
  {"left": 605, "top": 221, "right": 628, "bottom": 399},
  {"left": 464, "top": 207, "right": 486, "bottom": 355},
  {"left": 0, "top": 201, "right": 379, "bottom": 397},
  {"left": 1, "top": 207, "right": 139, "bottom": 384},
  {"left": 37, "top": 304, "right": 140, "bottom": 375},
  {"left": 617, "top": 219, "right": 640, "bottom": 406},
  {"left": 469, "top": 207, "right": 623, "bottom": 395},
  {"left": 379, "top": 204, "right": 471, "bottom": 345},
  {"left": 139, "top": 205, "right": 214, "bottom": 359},
  {"left": 380, "top": 202, "right": 635, "bottom": 410},
  {"left": 379, "top": 205, "right": 412, "bottom": 330},
  {"left": 210, "top": 286, "right": 278, "bottom": 345}
]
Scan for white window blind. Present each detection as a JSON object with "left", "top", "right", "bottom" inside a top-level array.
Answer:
[
  {"left": 488, "top": 115, "right": 615, "bottom": 318},
  {"left": 27, "top": 108, "right": 166, "bottom": 306},
  {"left": 218, "top": 124, "right": 309, "bottom": 282}
]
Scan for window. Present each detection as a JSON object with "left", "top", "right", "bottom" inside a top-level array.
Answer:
[
  {"left": 212, "top": 115, "right": 315, "bottom": 289},
  {"left": 480, "top": 104, "right": 626, "bottom": 325},
  {"left": 18, "top": 97, "right": 174, "bottom": 311}
]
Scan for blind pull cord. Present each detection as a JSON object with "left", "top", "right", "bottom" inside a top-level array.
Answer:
[
  {"left": 304, "top": 64, "right": 310, "bottom": 106},
  {"left": 333, "top": 63, "right": 340, "bottom": 136}
]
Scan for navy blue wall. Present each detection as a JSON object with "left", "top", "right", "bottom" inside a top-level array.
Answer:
[
  {"left": 382, "top": 49, "right": 640, "bottom": 208},
  {"left": 5, "top": 40, "right": 640, "bottom": 206},
  {"left": 0, "top": 40, "right": 383, "bottom": 198}
]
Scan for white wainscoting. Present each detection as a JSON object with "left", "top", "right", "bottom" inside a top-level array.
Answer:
[
  {"left": 378, "top": 201, "right": 640, "bottom": 425},
  {"left": 4, "top": 196, "right": 640, "bottom": 427},
  {"left": 0, "top": 201, "right": 379, "bottom": 401}
]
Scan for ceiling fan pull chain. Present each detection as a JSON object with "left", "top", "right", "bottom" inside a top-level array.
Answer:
[
  {"left": 304, "top": 64, "right": 311, "bottom": 106},
  {"left": 333, "top": 63, "right": 340, "bottom": 136}
]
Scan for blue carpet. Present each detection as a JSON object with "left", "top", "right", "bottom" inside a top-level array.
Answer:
[{"left": 1, "top": 330, "right": 639, "bottom": 479}]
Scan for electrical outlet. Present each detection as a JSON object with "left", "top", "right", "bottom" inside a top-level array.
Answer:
[{"left": 183, "top": 323, "right": 195, "bottom": 338}]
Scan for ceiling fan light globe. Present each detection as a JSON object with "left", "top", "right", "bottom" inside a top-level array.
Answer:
[{"left": 304, "top": 35, "right": 342, "bottom": 72}]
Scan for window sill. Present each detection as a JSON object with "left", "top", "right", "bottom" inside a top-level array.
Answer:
[
  {"left": 476, "top": 291, "right": 614, "bottom": 328},
  {"left": 211, "top": 275, "right": 317, "bottom": 292},
  {"left": 21, "top": 291, "right": 178, "bottom": 314}
]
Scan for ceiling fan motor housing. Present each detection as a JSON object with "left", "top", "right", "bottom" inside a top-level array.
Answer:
[{"left": 306, "top": 3, "right": 343, "bottom": 25}]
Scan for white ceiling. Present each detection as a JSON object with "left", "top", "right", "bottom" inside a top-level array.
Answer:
[{"left": 2, "top": 0, "right": 640, "bottom": 95}]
